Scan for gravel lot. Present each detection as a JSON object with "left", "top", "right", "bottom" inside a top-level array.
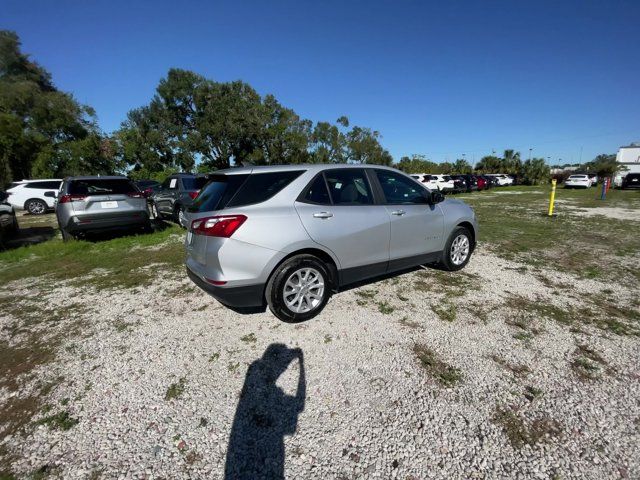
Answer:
[{"left": 1, "top": 225, "right": 639, "bottom": 479}]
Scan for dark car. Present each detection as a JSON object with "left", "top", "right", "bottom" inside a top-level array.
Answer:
[
  {"left": 151, "top": 173, "right": 209, "bottom": 227},
  {"left": 134, "top": 179, "right": 162, "bottom": 197},
  {"left": 621, "top": 173, "right": 640, "bottom": 190},
  {"left": 0, "top": 190, "right": 19, "bottom": 244},
  {"left": 450, "top": 175, "right": 470, "bottom": 193}
]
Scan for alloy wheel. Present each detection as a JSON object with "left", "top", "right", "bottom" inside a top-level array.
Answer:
[
  {"left": 283, "top": 267, "right": 325, "bottom": 314},
  {"left": 28, "top": 201, "right": 46, "bottom": 215},
  {"left": 450, "top": 234, "right": 470, "bottom": 265}
]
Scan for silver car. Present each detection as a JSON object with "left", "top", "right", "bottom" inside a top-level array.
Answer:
[
  {"left": 185, "top": 165, "right": 478, "bottom": 322},
  {"left": 55, "top": 176, "right": 150, "bottom": 241}
]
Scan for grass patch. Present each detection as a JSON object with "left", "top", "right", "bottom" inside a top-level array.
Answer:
[
  {"left": 571, "top": 345, "right": 607, "bottom": 380},
  {"left": 165, "top": 377, "right": 186, "bottom": 400},
  {"left": 463, "top": 186, "right": 640, "bottom": 282},
  {"left": 240, "top": 333, "right": 257, "bottom": 344},
  {"left": 490, "top": 355, "right": 532, "bottom": 376},
  {"left": 493, "top": 406, "right": 561, "bottom": 448},
  {"left": 377, "top": 301, "right": 395, "bottom": 314},
  {"left": 0, "top": 225, "right": 184, "bottom": 290},
  {"left": 431, "top": 302, "right": 456, "bottom": 322},
  {"left": 324, "top": 334, "right": 332, "bottom": 343},
  {"left": 399, "top": 316, "right": 420, "bottom": 329},
  {"left": 523, "top": 385, "right": 543, "bottom": 402},
  {"left": 413, "top": 344, "right": 463, "bottom": 387},
  {"left": 34, "top": 410, "right": 78, "bottom": 431},
  {"left": 355, "top": 289, "right": 377, "bottom": 299}
]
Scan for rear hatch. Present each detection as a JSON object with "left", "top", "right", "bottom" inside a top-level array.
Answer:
[
  {"left": 186, "top": 174, "right": 250, "bottom": 264},
  {"left": 67, "top": 178, "right": 145, "bottom": 216}
]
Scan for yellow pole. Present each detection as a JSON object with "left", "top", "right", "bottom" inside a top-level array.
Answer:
[{"left": 548, "top": 179, "right": 557, "bottom": 216}]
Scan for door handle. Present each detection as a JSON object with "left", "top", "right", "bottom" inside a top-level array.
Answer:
[
  {"left": 391, "top": 210, "right": 406, "bottom": 216},
  {"left": 313, "top": 212, "right": 333, "bottom": 219}
]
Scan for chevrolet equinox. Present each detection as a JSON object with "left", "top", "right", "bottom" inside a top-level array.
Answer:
[{"left": 185, "top": 165, "right": 477, "bottom": 322}]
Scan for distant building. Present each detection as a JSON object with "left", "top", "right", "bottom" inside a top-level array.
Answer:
[{"left": 614, "top": 142, "right": 640, "bottom": 186}]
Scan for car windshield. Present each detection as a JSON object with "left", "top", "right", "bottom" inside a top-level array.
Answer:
[
  {"left": 569, "top": 175, "right": 587, "bottom": 179},
  {"left": 68, "top": 179, "right": 136, "bottom": 195}
]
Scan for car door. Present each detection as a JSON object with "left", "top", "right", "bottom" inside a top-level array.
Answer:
[
  {"left": 294, "top": 168, "right": 391, "bottom": 284},
  {"left": 371, "top": 169, "right": 444, "bottom": 270},
  {"left": 156, "top": 177, "right": 178, "bottom": 214}
]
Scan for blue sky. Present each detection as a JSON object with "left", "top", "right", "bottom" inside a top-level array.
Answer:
[{"left": 3, "top": 0, "right": 639, "bottom": 165}]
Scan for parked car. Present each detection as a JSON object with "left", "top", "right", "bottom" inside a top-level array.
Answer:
[
  {"left": 0, "top": 191, "right": 19, "bottom": 243},
  {"left": 621, "top": 173, "right": 640, "bottom": 190},
  {"left": 185, "top": 164, "right": 478, "bottom": 322},
  {"left": 476, "top": 176, "right": 487, "bottom": 190},
  {"left": 151, "top": 173, "right": 209, "bottom": 228},
  {"left": 587, "top": 173, "right": 599, "bottom": 185},
  {"left": 134, "top": 179, "right": 162, "bottom": 197},
  {"left": 55, "top": 176, "right": 150, "bottom": 241},
  {"left": 458, "top": 174, "right": 479, "bottom": 191},
  {"left": 564, "top": 175, "right": 592, "bottom": 189},
  {"left": 6, "top": 179, "right": 62, "bottom": 215},
  {"left": 450, "top": 175, "right": 470, "bottom": 193}
]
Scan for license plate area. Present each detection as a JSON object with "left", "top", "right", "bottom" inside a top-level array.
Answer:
[{"left": 101, "top": 201, "right": 118, "bottom": 209}]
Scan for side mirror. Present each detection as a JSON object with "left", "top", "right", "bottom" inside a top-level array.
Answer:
[
  {"left": 44, "top": 191, "right": 57, "bottom": 198},
  {"left": 430, "top": 191, "right": 445, "bottom": 204}
]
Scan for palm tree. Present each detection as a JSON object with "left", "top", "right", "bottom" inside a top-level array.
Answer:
[{"left": 503, "top": 149, "right": 522, "bottom": 175}]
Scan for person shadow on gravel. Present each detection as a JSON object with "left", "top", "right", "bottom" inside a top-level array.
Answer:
[{"left": 224, "top": 343, "right": 306, "bottom": 480}]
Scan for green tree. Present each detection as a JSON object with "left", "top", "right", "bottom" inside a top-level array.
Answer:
[
  {"left": 0, "top": 30, "right": 115, "bottom": 186},
  {"left": 396, "top": 154, "right": 439, "bottom": 174},
  {"left": 452, "top": 158, "right": 472, "bottom": 174},
  {"left": 475, "top": 155, "right": 504, "bottom": 173},
  {"left": 344, "top": 125, "right": 393, "bottom": 165},
  {"left": 520, "top": 158, "right": 549, "bottom": 185},
  {"left": 502, "top": 149, "right": 522, "bottom": 175},
  {"left": 584, "top": 154, "right": 618, "bottom": 177}
]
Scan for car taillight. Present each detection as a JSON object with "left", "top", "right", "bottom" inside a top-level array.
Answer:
[
  {"left": 127, "top": 192, "right": 145, "bottom": 198},
  {"left": 142, "top": 188, "right": 153, "bottom": 197},
  {"left": 191, "top": 215, "right": 247, "bottom": 238},
  {"left": 188, "top": 190, "right": 200, "bottom": 200},
  {"left": 59, "top": 194, "right": 87, "bottom": 203}
]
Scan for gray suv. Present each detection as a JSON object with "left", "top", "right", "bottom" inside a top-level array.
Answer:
[
  {"left": 185, "top": 165, "right": 478, "bottom": 322},
  {"left": 55, "top": 176, "right": 150, "bottom": 240}
]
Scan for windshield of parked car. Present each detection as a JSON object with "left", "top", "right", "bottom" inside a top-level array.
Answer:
[
  {"left": 569, "top": 175, "right": 587, "bottom": 179},
  {"left": 68, "top": 179, "right": 137, "bottom": 195}
]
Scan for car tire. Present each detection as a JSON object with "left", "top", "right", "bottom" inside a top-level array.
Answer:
[
  {"left": 176, "top": 205, "right": 187, "bottom": 229},
  {"left": 439, "top": 226, "right": 473, "bottom": 271},
  {"left": 25, "top": 199, "right": 47, "bottom": 215},
  {"left": 60, "top": 227, "right": 73, "bottom": 242},
  {"left": 266, "top": 254, "right": 332, "bottom": 323}
]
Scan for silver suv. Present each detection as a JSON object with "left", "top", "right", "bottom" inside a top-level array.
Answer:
[
  {"left": 185, "top": 165, "right": 477, "bottom": 321},
  {"left": 56, "top": 176, "right": 150, "bottom": 240}
]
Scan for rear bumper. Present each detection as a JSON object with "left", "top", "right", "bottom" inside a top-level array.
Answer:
[
  {"left": 186, "top": 266, "right": 265, "bottom": 308},
  {"left": 64, "top": 212, "right": 149, "bottom": 233}
]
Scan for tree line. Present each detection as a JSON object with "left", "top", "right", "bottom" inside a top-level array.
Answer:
[{"left": 0, "top": 30, "right": 616, "bottom": 188}]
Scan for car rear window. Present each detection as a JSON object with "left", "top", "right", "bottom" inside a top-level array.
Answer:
[
  {"left": 188, "top": 174, "right": 249, "bottom": 212},
  {"left": 182, "top": 177, "right": 209, "bottom": 191},
  {"left": 68, "top": 179, "right": 136, "bottom": 195},
  {"left": 25, "top": 181, "right": 61, "bottom": 189},
  {"left": 226, "top": 171, "right": 304, "bottom": 208}
]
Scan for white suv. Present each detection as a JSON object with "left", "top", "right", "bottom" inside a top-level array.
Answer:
[{"left": 6, "top": 179, "right": 62, "bottom": 214}]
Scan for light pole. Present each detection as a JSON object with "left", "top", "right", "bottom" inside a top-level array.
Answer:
[{"left": 529, "top": 148, "right": 533, "bottom": 161}]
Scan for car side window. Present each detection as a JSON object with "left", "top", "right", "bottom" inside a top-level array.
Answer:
[
  {"left": 302, "top": 174, "right": 331, "bottom": 205},
  {"left": 324, "top": 169, "right": 373, "bottom": 205},
  {"left": 375, "top": 170, "right": 428, "bottom": 204}
]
